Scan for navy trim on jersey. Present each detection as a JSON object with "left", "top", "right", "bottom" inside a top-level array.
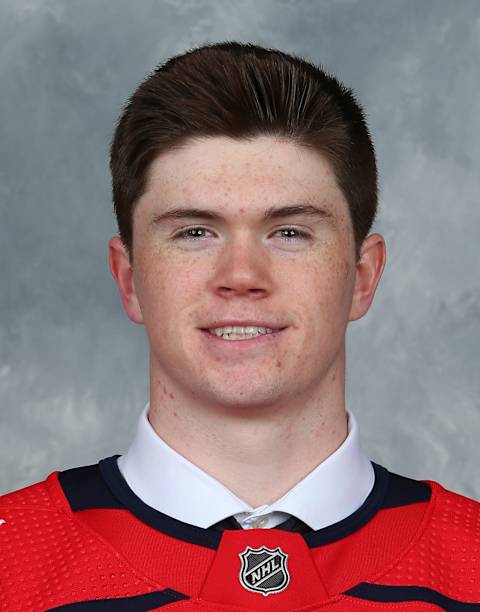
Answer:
[
  {"left": 344, "top": 583, "right": 480, "bottom": 610},
  {"left": 304, "top": 462, "right": 389, "bottom": 547},
  {"left": 46, "top": 588, "right": 189, "bottom": 610},
  {"left": 58, "top": 464, "right": 124, "bottom": 511},
  {"left": 381, "top": 471, "right": 431, "bottom": 509},
  {"left": 98, "top": 454, "right": 222, "bottom": 550},
  {"left": 304, "top": 463, "right": 432, "bottom": 547},
  {"left": 57, "top": 454, "right": 431, "bottom": 552}
]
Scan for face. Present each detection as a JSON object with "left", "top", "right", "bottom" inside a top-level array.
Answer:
[{"left": 109, "top": 136, "right": 385, "bottom": 413}]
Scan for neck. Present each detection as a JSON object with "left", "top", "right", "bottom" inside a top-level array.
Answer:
[{"left": 147, "top": 354, "right": 348, "bottom": 508}]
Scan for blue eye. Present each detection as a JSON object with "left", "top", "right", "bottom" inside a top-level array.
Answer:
[{"left": 173, "top": 227, "right": 310, "bottom": 242}]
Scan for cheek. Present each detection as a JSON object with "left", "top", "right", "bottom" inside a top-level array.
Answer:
[
  {"left": 132, "top": 254, "right": 170, "bottom": 321},
  {"left": 136, "top": 255, "right": 206, "bottom": 325},
  {"left": 309, "top": 253, "right": 354, "bottom": 321}
]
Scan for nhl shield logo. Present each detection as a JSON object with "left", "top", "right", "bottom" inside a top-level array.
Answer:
[{"left": 238, "top": 546, "right": 290, "bottom": 596}]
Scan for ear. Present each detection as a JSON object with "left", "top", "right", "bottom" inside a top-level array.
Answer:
[
  {"left": 108, "top": 236, "right": 144, "bottom": 324},
  {"left": 349, "top": 233, "right": 386, "bottom": 322}
]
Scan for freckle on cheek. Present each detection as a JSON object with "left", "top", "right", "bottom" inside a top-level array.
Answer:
[{"left": 276, "top": 360, "right": 282, "bottom": 368}]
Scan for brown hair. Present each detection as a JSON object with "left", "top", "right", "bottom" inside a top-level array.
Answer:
[{"left": 109, "top": 41, "right": 378, "bottom": 263}]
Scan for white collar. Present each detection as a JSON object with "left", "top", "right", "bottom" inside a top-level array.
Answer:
[{"left": 117, "top": 402, "right": 375, "bottom": 530}]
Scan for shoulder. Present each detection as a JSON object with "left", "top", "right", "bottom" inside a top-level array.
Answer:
[
  {"left": 0, "top": 466, "right": 70, "bottom": 518},
  {"left": 427, "top": 478, "right": 480, "bottom": 520},
  {"left": 350, "top": 469, "right": 480, "bottom": 603},
  {"left": 0, "top": 467, "right": 110, "bottom": 609},
  {"left": 0, "top": 462, "right": 101, "bottom": 535},
  {"left": 0, "top": 466, "right": 97, "bottom": 565},
  {"left": 392, "top": 477, "right": 480, "bottom": 592},
  {"left": 0, "top": 475, "right": 55, "bottom": 510},
  {"left": 425, "top": 478, "right": 480, "bottom": 538},
  {"left": 0, "top": 470, "right": 71, "bottom": 561},
  {"left": 381, "top": 464, "right": 480, "bottom": 528}
]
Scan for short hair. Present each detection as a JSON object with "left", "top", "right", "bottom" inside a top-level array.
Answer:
[{"left": 109, "top": 41, "right": 378, "bottom": 263}]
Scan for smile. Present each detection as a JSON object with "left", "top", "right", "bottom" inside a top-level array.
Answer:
[
  {"left": 207, "top": 326, "right": 277, "bottom": 340},
  {"left": 200, "top": 327, "right": 286, "bottom": 348}
]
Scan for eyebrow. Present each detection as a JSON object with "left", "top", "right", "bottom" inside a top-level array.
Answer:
[{"left": 149, "top": 204, "right": 332, "bottom": 226}]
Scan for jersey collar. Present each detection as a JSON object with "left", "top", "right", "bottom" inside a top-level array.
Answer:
[{"left": 117, "top": 402, "right": 374, "bottom": 530}]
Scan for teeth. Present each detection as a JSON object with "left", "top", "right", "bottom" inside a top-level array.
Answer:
[{"left": 208, "top": 325, "right": 275, "bottom": 339}]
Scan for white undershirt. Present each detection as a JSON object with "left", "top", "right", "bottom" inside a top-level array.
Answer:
[{"left": 117, "top": 403, "right": 375, "bottom": 530}]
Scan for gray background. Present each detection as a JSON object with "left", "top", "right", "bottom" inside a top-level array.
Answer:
[{"left": 1, "top": 0, "right": 479, "bottom": 499}]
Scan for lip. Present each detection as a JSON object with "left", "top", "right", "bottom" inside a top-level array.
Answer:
[
  {"left": 200, "top": 321, "right": 288, "bottom": 331},
  {"left": 199, "top": 327, "right": 287, "bottom": 352}
]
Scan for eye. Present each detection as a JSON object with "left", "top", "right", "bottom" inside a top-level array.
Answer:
[
  {"left": 277, "top": 227, "right": 311, "bottom": 242},
  {"left": 173, "top": 227, "right": 213, "bottom": 241}
]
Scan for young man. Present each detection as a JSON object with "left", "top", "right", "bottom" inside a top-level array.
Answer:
[{"left": 1, "top": 42, "right": 478, "bottom": 611}]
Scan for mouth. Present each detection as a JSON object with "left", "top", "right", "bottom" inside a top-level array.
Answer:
[{"left": 199, "top": 327, "right": 287, "bottom": 350}]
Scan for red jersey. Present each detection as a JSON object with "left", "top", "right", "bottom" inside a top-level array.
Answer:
[{"left": 1, "top": 455, "right": 479, "bottom": 610}]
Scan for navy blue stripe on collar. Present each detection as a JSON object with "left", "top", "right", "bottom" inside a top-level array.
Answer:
[
  {"left": 304, "top": 461, "right": 390, "bottom": 547},
  {"left": 58, "top": 455, "right": 431, "bottom": 552},
  {"left": 58, "top": 463, "right": 123, "bottom": 511},
  {"left": 304, "top": 463, "right": 431, "bottom": 547},
  {"left": 98, "top": 454, "right": 222, "bottom": 549}
]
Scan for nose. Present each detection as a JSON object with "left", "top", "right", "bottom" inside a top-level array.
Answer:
[{"left": 210, "top": 232, "right": 272, "bottom": 299}]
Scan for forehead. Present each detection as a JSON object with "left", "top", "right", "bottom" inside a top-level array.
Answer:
[{"left": 140, "top": 135, "right": 348, "bottom": 218}]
